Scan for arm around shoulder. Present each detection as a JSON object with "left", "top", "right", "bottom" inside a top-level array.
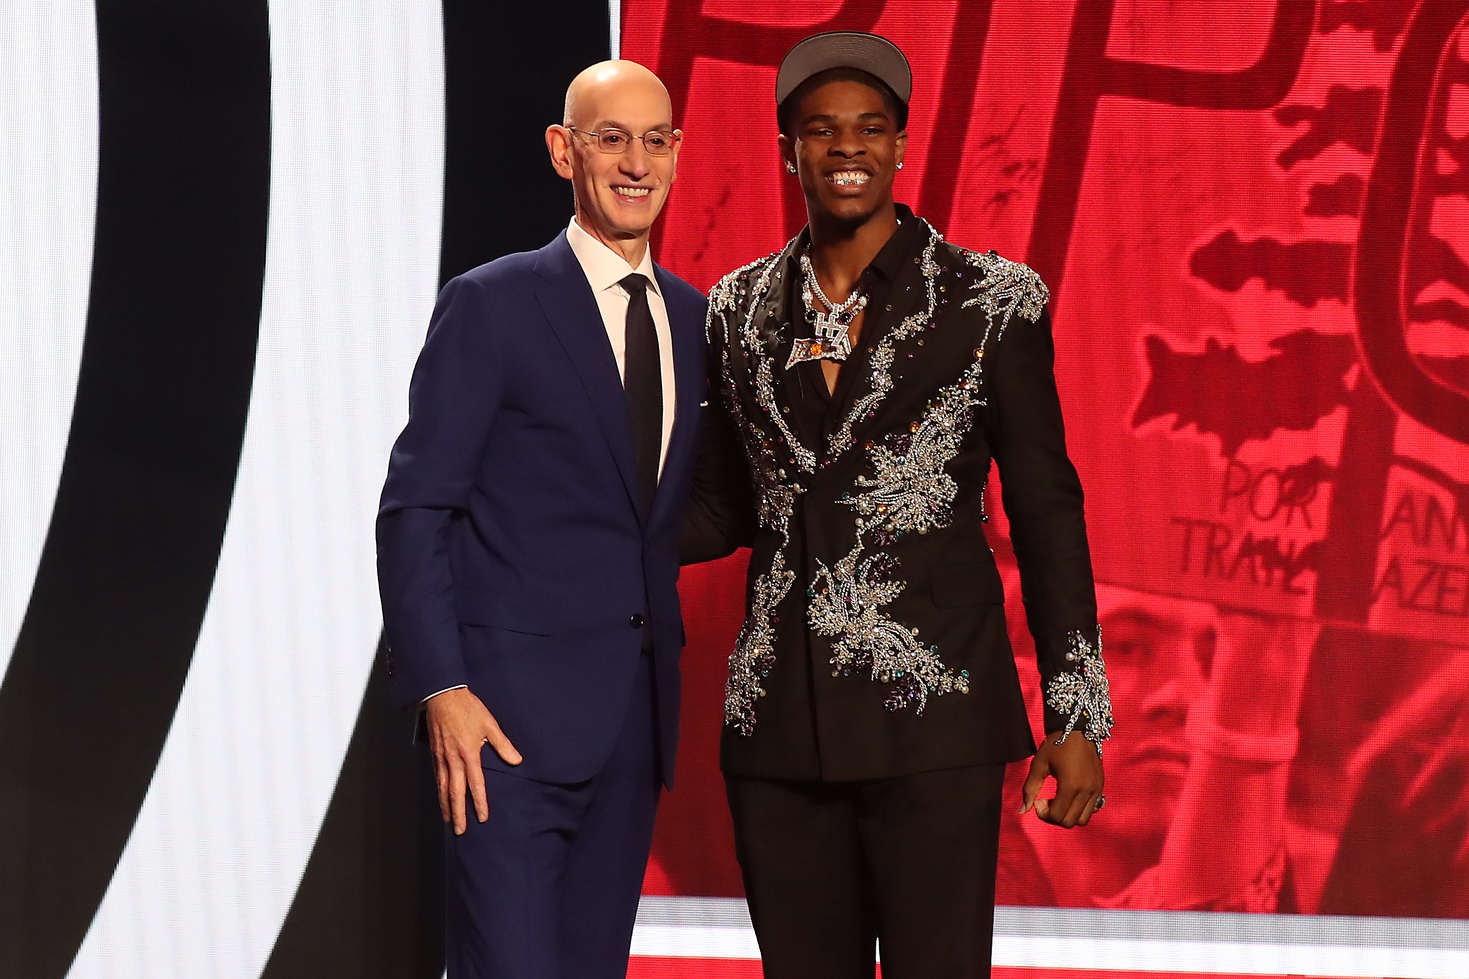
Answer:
[
  {"left": 682, "top": 390, "right": 757, "bottom": 564},
  {"left": 681, "top": 285, "right": 757, "bottom": 564}
]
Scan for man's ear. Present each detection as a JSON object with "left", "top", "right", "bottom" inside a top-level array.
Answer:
[
  {"left": 777, "top": 133, "right": 796, "bottom": 174},
  {"left": 545, "top": 125, "right": 574, "bottom": 180},
  {"left": 894, "top": 131, "right": 907, "bottom": 171}
]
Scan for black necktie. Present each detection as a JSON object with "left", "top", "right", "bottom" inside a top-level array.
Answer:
[{"left": 620, "top": 273, "right": 662, "bottom": 513}]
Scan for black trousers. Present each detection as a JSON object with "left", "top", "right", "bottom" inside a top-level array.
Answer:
[{"left": 725, "top": 763, "right": 1007, "bottom": 979}]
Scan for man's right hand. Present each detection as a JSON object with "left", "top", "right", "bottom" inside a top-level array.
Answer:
[{"left": 425, "top": 687, "right": 522, "bottom": 834}]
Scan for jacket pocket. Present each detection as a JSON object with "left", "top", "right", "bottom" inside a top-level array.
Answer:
[
  {"left": 455, "top": 587, "right": 556, "bottom": 635},
  {"left": 930, "top": 561, "right": 1005, "bottom": 608}
]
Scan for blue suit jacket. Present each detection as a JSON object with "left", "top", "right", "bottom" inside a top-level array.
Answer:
[{"left": 377, "top": 230, "right": 708, "bottom": 786}]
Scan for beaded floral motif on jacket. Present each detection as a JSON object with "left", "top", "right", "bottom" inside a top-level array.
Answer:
[
  {"left": 955, "top": 248, "right": 1047, "bottom": 521},
  {"left": 1046, "top": 626, "right": 1115, "bottom": 749},
  {"left": 954, "top": 250, "right": 1112, "bottom": 747},
  {"left": 846, "top": 354, "right": 985, "bottom": 538},
  {"left": 714, "top": 406, "right": 802, "bottom": 734},
  {"left": 711, "top": 233, "right": 1078, "bottom": 733},
  {"left": 959, "top": 247, "right": 1050, "bottom": 326},
  {"left": 707, "top": 258, "right": 800, "bottom": 521},
  {"left": 808, "top": 544, "right": 972, "bottom": 713},
  {"left": 806, "top": 354, "right": 990, "bottom": 713}
]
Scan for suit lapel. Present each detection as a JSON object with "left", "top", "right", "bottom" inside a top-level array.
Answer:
[
  {"left": 823, "top": 275, "right": 915, "bottom": 430},
  {"left": 748, "top": 240, "right": 825, "bottom": 467},
  {"left": 533, "top": 232, "right": 642, "bottom": 519},
  {"left": 822, "top": 221, "right": 942, "bottom": 464},
  {"left": 759, "top": 257, "right": 799, "bottom": 396}
]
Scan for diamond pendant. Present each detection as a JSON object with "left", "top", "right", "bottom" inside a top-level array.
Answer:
[{"left": 787, "top": 311, "right": 853, "bottom": 368}]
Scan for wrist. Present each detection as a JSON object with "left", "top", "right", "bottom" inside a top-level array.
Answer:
[
  {"left": 421, "top": 684, "right": 468, "bottom": 708},
  {"left": 1048, "top": 727, "right": 1103, "bottom": 757}
]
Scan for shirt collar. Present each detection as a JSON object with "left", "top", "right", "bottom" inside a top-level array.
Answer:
[
  {"left": 865, "top": 203, "right": 921, "bottom": 283},
  {"left": 567, "top": 216, "right": 660, "bottom": 296}
]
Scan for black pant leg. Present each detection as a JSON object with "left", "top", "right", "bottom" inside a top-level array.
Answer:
[
  {"left": 724, "top": 775, "right": 876, "bottom": 979},
  {"left": 856, "top": 764, "right": 1007, "bottom": 979}
]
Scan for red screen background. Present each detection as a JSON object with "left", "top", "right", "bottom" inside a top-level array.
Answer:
[{"left": 626, "top": 0, "right": 1469, "bottom": 930}]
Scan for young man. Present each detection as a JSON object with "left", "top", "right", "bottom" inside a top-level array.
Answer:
[
  {"left": 684, "top": 32, "right": 1112, "bottom": 977},
  {"left": 378, "top": 62, "right": 707, "bottom": 978}
]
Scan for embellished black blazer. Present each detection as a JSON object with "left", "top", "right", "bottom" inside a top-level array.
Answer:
[{"left": 686, "top": 206, "right": 1112, "bottom": 781}]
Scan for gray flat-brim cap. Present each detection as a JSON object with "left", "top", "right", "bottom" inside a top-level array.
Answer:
[{"left": 775, "top": 31, "right": 912, "bottom": 107}]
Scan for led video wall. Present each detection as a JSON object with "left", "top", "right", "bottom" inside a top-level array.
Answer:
[{"left": 635, "top": 2, "right": 1469, "bottom": 976}]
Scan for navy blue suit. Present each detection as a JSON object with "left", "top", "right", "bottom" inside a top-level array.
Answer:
[{"left": 378, "top": 230, "right": 707, "bottom": 977}]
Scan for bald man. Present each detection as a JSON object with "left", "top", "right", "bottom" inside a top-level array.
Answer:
[{"left": 377, "top": 61, "right": 707, "bottom": 978}]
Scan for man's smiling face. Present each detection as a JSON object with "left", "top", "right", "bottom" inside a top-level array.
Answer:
[
  {"left": 550, "top": 63, "right": 680, "bottom": 255},
  {"left": 783, "top": 78, "right": 906, "bottom": 229}
]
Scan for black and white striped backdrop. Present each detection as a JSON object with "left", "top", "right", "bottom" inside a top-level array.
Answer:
[{"left": 0, "top": 3, "right": 611, "bottom": 976}]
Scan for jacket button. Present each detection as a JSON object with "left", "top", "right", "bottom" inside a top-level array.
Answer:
[{"left": 629, "top": 614, "right": 646, "bottom": 629}]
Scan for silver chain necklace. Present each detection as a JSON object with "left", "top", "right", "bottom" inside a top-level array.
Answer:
[{"left": 787, "top": 251, "right": 867, "bottom": 369}]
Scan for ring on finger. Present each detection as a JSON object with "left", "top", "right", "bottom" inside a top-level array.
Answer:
[{"left": 1094, "top": 794, "right": 1106, "bottom": 812}]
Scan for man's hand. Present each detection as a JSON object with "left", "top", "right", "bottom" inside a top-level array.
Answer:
[
  {"left": 425, "top": 688, "right": 522, "bottom": 834},
  {"left": 1021, "top": 730, "right": 1104, "bottom": 828}
]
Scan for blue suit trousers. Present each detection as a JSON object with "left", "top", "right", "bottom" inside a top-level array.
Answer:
[{"left": 447, "top": 654, "right": 662, "bottom": 979}]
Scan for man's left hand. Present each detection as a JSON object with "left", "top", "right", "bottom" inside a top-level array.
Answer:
[{"left": 1021, "top": 730, "right": 1105, "bottom": 828}]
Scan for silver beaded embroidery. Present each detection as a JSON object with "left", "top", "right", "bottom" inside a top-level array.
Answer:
[
  {"left": 709, "top": 255, "right": 809, "bottom": 732},
  {"left": 756, "top": 356, "right": 815, "bottom": 473},
  {"left": 956, "top": 254, "right": 1110, "bottom": 749},
  {"left": 724, "top": 486, "right": 801, "bottom": 734},
  {"left": 954, "top": 249, "right": 1046, "bottom": 522},
  {"left": 1047, "top": 626, "right": 1114, "bottom": 749},
  {"left": 828, "top": 224, "right": 945, "bottom": 461},
  {"left": 960, "top": 248, "right": 1050, "bottom": 325},
  {"left": 847, "top": 357, "right": 983, "bottom": 534},
  {"left": 800, "top": 240, "right": 1054, "bottom": 711},
  {"left": 808, "top": 544, "right": 971, "bottom": 713},
  {"left": 811, "top": 350, "right": 992, "bottom": 712},
  {"left": 735, "top": 255, "right": 817, "bottom": 474},
  {"left": 708, "top": 264, "right": 784, "bottom": 491}
]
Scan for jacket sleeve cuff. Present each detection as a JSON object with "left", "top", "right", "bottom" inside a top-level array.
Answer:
[
  {"left": 419, "top": 684, "right": 468, "bottom": 707},
  {"left": 1043, "top": 626, "right": 1114, "bottom": 750}
]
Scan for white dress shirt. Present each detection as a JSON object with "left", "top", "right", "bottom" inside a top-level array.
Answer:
[
  {"left": 422, "top": 220, "right": 676, "bottom": 705},
  {"left": 565, "top": 215, "right": 676, "bottom": 473}
]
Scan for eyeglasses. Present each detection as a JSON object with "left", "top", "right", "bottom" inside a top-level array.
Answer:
[{"left": 566, "top": 126, "right": 681, "bottom": 157}]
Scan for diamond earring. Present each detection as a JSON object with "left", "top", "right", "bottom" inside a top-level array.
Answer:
[
  {"left": 896, "top": 162, "right": 904, "bottom": 170},
  {"left": 786, "top": 162, "right": 797, "bottom": 174}
]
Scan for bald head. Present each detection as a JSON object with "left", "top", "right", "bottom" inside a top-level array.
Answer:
[{"left": 562, "top": 60, "right": 672, "bottom": 129}]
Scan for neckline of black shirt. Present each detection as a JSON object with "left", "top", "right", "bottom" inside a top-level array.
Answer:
[{"left": 785, "top": 203, "right": 926, "bottom": 437}]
